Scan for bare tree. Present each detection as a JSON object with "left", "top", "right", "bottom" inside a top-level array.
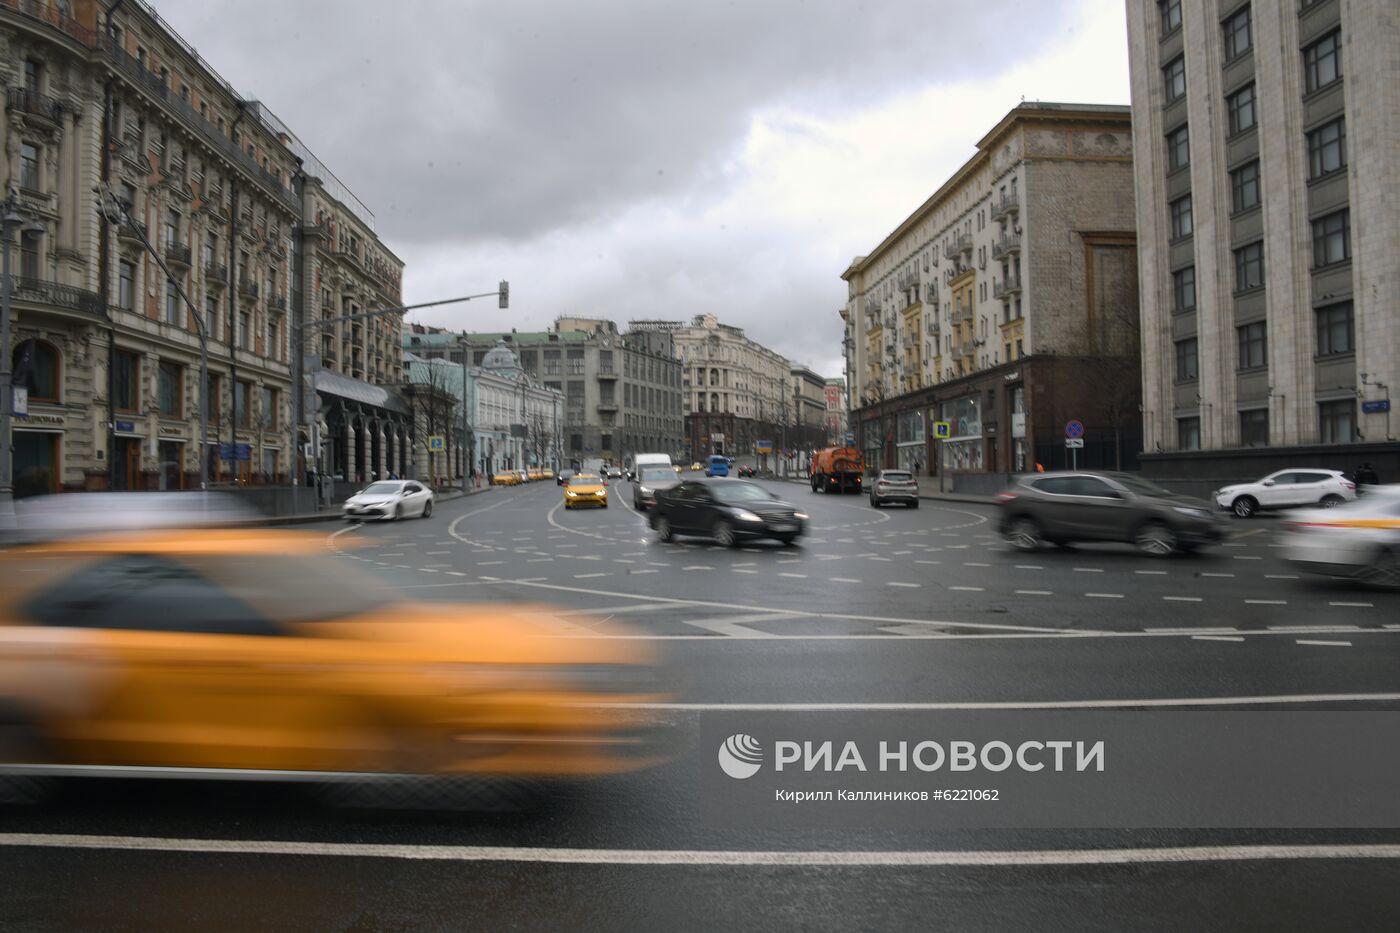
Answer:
[{"left": 415, "top": 363, "right": 459, "bottom": 482}]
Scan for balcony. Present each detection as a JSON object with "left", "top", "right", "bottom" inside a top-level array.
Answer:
[
  {"left": 237, "top": 277, "right": 259, "bottom": 300},
  {"left": 320, "top": 348, "right": 338, "bottom": 366},
  {"left": 993, "top": 274, "right": 1023, "bottom": 300},
  {"left": 6, "top": 86, "right": 62, "bottom": 125},
  {"left": 116, "top": 220, "right": 147, "bottom": 246},
  {"left": 943, "top": 234, "right": 972, "bottom": 260},
  {"left": 596, "top": 368, "right": 617, "bottom": 380},
  {"left": 991, "top": 231, "right": 1022, "bottom": 261},
  {"left": 163, "top": 242, "right": 191, "bottom": 268},
  {"left": 596, "top": 400, "right": 619, "bottom": 412},
  {"left": 10, "top": 275, "right": 106, "bottom": 320},
  {"left": 268, "top": 295, "right": 287, "bottom": 313},
  {"left": 204, "top": 262, "right": 228, "bottom": 286},
  {"left": 990, "top": 191, "right": 1020, "bottom": 221},
  {"left": 926, "top": 320, "right": 940, "bottom": 336}
]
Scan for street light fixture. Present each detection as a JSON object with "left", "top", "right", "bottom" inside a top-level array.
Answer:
[{"left": 1, "top": 189, "right": 56, "bottom": 530}]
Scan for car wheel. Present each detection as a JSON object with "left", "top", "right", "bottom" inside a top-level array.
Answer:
[
  {"left": 1319, "top": 495, "right": 1344, "bottom": 508},
  {"left": 421, "top": 500, "right": 433, "bottom": 519},
  {"left": 1358, "top": 548, "right": 1400, "bottom": 589},
  {"left": 1231, "top": 496, "right": 1258, "bottom": 518},
  {"left": 655, "top": 516, "right": 673, "bottom": 543},
  {"left": 713, "top": 519, "right": 736, "bottom": 547},
  {"left": 394, "top": 503, "right": 403, "bottom": 521},
  {"left": 870, "top": 496, "right": 880, "bottom": 508},
  {"left": 909, "top": 501, "right": 919, "bottom": 509},
  {"left": 778, "top": 535, "right": 797, "bottom": 546},
  {"left": 602, "top": 502, "right": 609, "bottom": 508},
  {"left": 1134, "top": 522, "right": 1178, "bottom": 557},
  {"left": 1006, "top": 517, "right": 1042, "bottom": 551}
]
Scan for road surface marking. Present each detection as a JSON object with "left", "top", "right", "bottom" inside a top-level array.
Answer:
[
  {"left": 682, "top": 566, "right": 714, "bottom": 571},
  {"left": 779, "top": 573, "right": 808, "bottom": 579},
  {"left": 10, "top": 835, "right": 1400, "bottom": 867},
  {"left": 949, "top": 586, "right": 984, "bottom": 592},
  {"left": 1200, "top": 572, "right": 1234, "bottom": 578},
  {"left": 887, "top": 582, "right": 920, "bottom": 588},
  {"left": 1162, "top": 597, "right": 1204, "bottom": 603},
  {"left": 378, "top": 553, "right": 404, "bottom": 558},
  {"left": 915, "top": 560, "right": 942, "bottom": 566},
  {"left": 1085, "top": 593, "right": 1124, "bottom": 599},
  {"left": 595, "top": 693, "right": 1400, "bottom": 710},
  {"left": 1296, "top": 640, "right": 1352, "bottom": 647},
  {"left": 831, "top": 577, "right": 862, "bottom": 584},
  {"left": 1329, "top": 601, "right": 1373, "bottom": 608},
  {"left": 426, "top": 551, "right": 451, "bottom": 556},
  {"left": 630, "top": 569, "right": 659, "bottom": 575},
  {"left": 1073, "top": 568, "right": 1104, "bottom": 573},
  {"left": 964, "top": 562, "right": 992, "bottom": 568},
  {"left": 1267, "top": 625, "right": 1359, "bottom": 632},
  {"left": 575, "top": 572, "right": 610, "bottom": 579},
  {"left": 733, "top": 569, "right": 759, "bottom": 574},
  {"left": 1192, "top": 635, "right": 1245, "bottom": 642},
  {"left": 1015, "top": 565, "right": 1043, "bottom": 570},
  {"left": 1134, "top": 570, "right": 1168, "bottom": 575},
  {"left": 1014, "top": 590, "right": 1053, "bottom": 596},
  {"left": 527, "top": 558, "right": 553, "bottom": 563},
  {"left": 1265, "top": 574, "right": 1299, "bottom": 579},
  {"left": 418, "top": 568, "right": 439, "bottom": 573},
  {"left": 1245, "top": 600, "right": 1287, "bottom": 605},
  {"left": 479, "top": 560, "right": 504, "bottom": 566},
  {"left": 1233, "top": 555, "right": 1264, "bottom": 561}
]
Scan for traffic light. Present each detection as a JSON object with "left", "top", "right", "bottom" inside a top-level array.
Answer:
[{"left": 499, "top": 280, "right": 509, "bottom": 309}]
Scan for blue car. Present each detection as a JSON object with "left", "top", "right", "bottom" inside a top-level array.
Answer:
[{"left": 705, "top": 455, "right": 730, "bottom": 477}]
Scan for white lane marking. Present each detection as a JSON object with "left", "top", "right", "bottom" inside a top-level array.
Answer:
[
  {"left": 598, "top": 693, "right": 1400, "bottom": 710},
  {"left": 9, "top": 835, "right": 1400, "bottom": 867},
  {"left": 574, "top": 572, "right": 610, "bottom": 579},
  {"left": 1330, "top": 601, "right": 1373, "bottom": 608},
  {"left": 1014, "top": 590, "right": 1054, "bottom": 596},
  {"left": 893, "top": 551, "right": 913, "bottom": 556},
  {"left": 1233, "top": 555, "right": 1264, "bottom": 561},
  {"left": 1200, "top": 573, "right": 1235, "bottom": 578},
  {"left": 1134, "top": 570, "right": 1168, "bottom": 576},
  {"left": 866, "top": 557, "right": 892, "bottom": 562},
  {"left": 1266, "top": 625, "right": 1360, "bottom": 632},
  {"left": 426, "top": 551, "right": 451, "bottom": 556},
  {"left": 378, "top": 553, "right": 404, "bottom": 558},
  {"left": 733, "top": 569, "right": 759, "bottom": 574},
  {"left": 1146, "top": 626, "right": 1237, "bottom": 633},
  {"left": 418, "top": 568, "right": 439, "bottom": 574},
  {"left": 1245, "top": 600, "right": 1287, "bottom": 605},
  {"left": 1192, "top": 635, "right": 1245, "bottom": 642},
  {"left": 1085, "top": 593, "right": 1124, "bottom": 599},
  {"left": 964, "top": 562, "right": 992, "bottom": 568},
  {"left": 915, "top": 560, "right": 942, "bottom": 565},
  {"left": 1296, "top": 640, "right": 1352, "bottom": 647},
  {"left": 683, "top": 566, "right": 714, "bottom": 572},
  {"left": 1162, "top": 597, "right": 1204, "bottom": 603},
  {"left": 831, "top": 577, "right": 862, "bottom": 584},
  {"left": 1072, "top": 568, "right": 1104, "bottom": 573},
  {"left": 613, "top": 559, "right": 636, "bottom": 564},
  {"left": 949, "top": 586, "right": 984, "bottom": 592},
  {"left": 778, "top": 572, "right": 808, "bottom": 579},
  {"left": 733, "top": 562, "right": 756, "bottom": 567},
  {"left": 1265, "top": 574, "right": 1299, "bottom": 580},
  {"left": 479, "top": 560, "right": 504, "bottom": 566},
  {"left": 887, "top": 582, "right": 920, "bottom": 588},
  {"left": 630, "top": 569, "right": 659, "bottom": 575},
  {"left": 1015, "top": 565, "right": 1043, "bottom": 570},
  {"left": 527, "top": 558, "right": 553, "bottom": 563}
]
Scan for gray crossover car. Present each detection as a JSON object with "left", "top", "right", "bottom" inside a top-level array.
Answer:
[
  {"left": 870, "top": 469, "right": 919, "bottom": 508},
  {"left": 996, "top": 471, "right": 1223, "bottom": 556}
]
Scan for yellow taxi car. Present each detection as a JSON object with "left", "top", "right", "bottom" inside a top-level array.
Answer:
[
  {"left": 527, "top": 469, "right": 545, "bottom": 482},
  {"left": 491, "top": 471, "right": 521, "bottom": 486},
  {"left": 563, "top": 473, "right": 608, "bottom": 509},
  {"left": 0, "top": 529, "right": 668, "bottom": 790},
  {"left": 690, "top": 462, "right": 703, "bottom": 471},
  {"left": 540, "top": 469, "right": 554, "bottom": 481}
]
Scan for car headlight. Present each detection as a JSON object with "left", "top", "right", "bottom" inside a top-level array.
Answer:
[
  {"left": 793, "top": 512, "right": 808, "bottom": 520},
  {"left": 639, "top": 486, "right": 653, "bottom": 496},
  {"left": 565, "top": 489, "right": 577, "bottom": 496},
  {"left": 731, "top": 508, "right": 763, "bottom": 522},
  {"left": 1172, "top": 506, "right": 1211, "bottom": 518}
]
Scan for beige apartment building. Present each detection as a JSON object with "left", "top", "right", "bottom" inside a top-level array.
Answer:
[
  {"left": 2, "top": 0, "right": 402, "bottom": 496},
  {"left": 1127, "top": 0, "right": 1399, "bottom": 483},
  {"left": 841, "top": 102, "right": 1139, "bottom": 485}
]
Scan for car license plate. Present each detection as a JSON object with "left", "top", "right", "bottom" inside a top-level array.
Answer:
[{"left": 771, "top": 523, "right": 796, "bottom": 532}]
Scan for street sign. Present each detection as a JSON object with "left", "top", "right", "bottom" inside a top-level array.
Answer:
[
  {"left": 115, "top": 419, "right": 135, "bottom": 432},
  {"left": 218, "top": 442, "right": 252, "bottom": 461},
  {"left": 933, "top": 420, "right": 951, "bottom": 439},
  {"left": 1011, "top": 412, "right": 1026, "bottom": 438},
  {"left": 1065, "top": 438, "right": 1084, "bottom": 449},
  {"left": 756, "top": 440, "right": 773, "bottom": 454},
  {"left": 12, "top": 386, "right": 27, "bottom": 417},
  {"left": 1065, "top": 420, "right": 1085, "bottom": 439},
  {"left": 427, "top": 435, "right": 445, "bottom": 452},
  {"left": 1362, "top": 400, "right": 1391, "bottom": 414},
  {"left": 845, "top": 431, "right": 856, "bottom": 446},
  {"left": 712, "top": 433, "right": 725, "bottom": 443}
]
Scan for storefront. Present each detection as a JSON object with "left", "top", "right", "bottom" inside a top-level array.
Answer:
[
  {"left": 938, "top": 396, "right": 984, "bottom": 473},
  {"left": 13, "top": 429, "right": 60, "bottom": 498},
  {"left": 896, "top": 410, "right": 926, "bottom": 474}
]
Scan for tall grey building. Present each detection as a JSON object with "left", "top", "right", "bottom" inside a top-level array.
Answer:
[{"left": 1127, "top": 0, "right": 1399, "bottom": 478}]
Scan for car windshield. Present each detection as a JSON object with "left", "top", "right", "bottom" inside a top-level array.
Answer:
[
  {"left": 360, "top": 482, "right": 403, "bottom": 495},
  {"left": 640, "top": 468, "right": 676, "bottom": 483},
  {"left": 573, "top": 474, "right": 600, "bottom": 483},
  {"left": 881, "top": 472, "right": 913, "bottom": 482},
  {"left": 711, "top": 483, "right": 777, "bottom": 503},
  {"left": 1106, "top": 474, "right": 1177, "bottom": 497}
]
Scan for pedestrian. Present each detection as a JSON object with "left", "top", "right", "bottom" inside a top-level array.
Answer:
[
  {"left": 1035, "top": 462, "right": 1046, "bottom": 473},
  {"left": 1355, "top": 461, "right": 1380, "bottom": 488}
]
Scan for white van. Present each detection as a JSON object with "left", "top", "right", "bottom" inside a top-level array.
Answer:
[{"left": 629, "top": 453, "right": 672, "bottom": 481}]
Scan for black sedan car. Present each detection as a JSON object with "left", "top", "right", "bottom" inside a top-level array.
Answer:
[
  {"left": 996, "top": 471, "right": 1223, "bottom": 556},
  {"left": 650, "top": 480, "right": 807, "bottom": 546}
]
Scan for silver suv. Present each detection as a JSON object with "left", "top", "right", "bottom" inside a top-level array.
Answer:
[
  {"left": 997, "top": 471, "right": 1223, "bottom": 557},
  {"left": 870, "top": 470, "right": 919, "bottom": 508}
]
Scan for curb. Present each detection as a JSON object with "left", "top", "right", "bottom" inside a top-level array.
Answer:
[{"left": 772, "top": 476, "right": 997, "bottom": 506}]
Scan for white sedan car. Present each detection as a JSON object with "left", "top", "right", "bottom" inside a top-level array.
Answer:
[
  {"left": 1212, "top": 469, "right": 1356, "bottom": 518},
  {"left": 1279, "top": 486, "right": 1400, "bottom": 587},
  {"left": 342, "top": 480, "right": 434, "bottom": 521}
]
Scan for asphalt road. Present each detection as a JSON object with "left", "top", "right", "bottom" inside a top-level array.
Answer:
[{"left": 5, "top": 477, "right": 1400, "bottom": 931}]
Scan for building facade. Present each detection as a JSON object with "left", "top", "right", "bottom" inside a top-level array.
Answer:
[
  {"left": 790, "top": 366, "right": 829, "bottom": 451},
  {"left": 1127, "top": 0, "right": 1399, "bottom": 482},
  {"left": 2, "top": 0, "right": 401, "bottom": 497},
  {"left": 823, "top": 377, "right": 848, "bottom": 445},
  {"left": 841, "top": 102, "right": 1140, "bottom": 485}
]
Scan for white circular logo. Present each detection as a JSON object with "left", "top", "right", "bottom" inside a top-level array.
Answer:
[{"left": 718, "top": 733, "right": 763, "bottom": 779}]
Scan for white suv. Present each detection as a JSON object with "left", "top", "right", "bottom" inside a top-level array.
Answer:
[{"left": 1213, "top": 469, "right": 1356, "bottom": 518}]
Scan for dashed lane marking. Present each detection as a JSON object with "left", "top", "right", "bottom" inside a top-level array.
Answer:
[
  {"left": 1085, "top": 593, "right": 1124, "bottom": 599},
  {"left": 1296, "top": 640, "right": 1352, "bottom": 647},
  {"left": 1192, "top": 635, "right": 1245, "bottom": 642},
  {"left": 1015, "top": 590, "right": 1053, "bottom": 596},
  {"left": 887, "top": 582, "right": 920, "bottom": 588}
]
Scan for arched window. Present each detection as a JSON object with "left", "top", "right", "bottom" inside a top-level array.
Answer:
[
  {"left": 13, "top": 339, "right": 59, "bottom": 403},
  {"left": 710, "top": 393, "right": 719, "bottom": 413}
]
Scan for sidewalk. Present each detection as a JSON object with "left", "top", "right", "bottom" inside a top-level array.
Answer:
[
  {"left": 771, "top": 475, "right": 997, "bottom": 506},
  {"left": 236, "top": 484, "right": 493, "bottom": 528}
]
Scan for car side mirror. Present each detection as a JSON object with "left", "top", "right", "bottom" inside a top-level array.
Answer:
[{"left": 1262, "top": 480, "right": 1275, "bottom": 486}]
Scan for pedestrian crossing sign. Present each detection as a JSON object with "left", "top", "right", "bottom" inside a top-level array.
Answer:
[
  {"left": 933, "top": 420, "right": 952, "bottom": 439},
  {"left": 428, "top": 435, "right": 446, "bottom": 452}
]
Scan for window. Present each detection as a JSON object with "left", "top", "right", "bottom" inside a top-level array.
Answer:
[
  {"left": 24, "top": 58, "right": 41, "bottom": 95},
  {"left": 238, "top": 310, "right": 250, "bottom": 350},
  {"left": 1307, "top": 119, "right": 1346, "bottom": 179},
  {"left": 1163, "top": 55, "right": 1186, "bottom": 103},
  {"left": 20, "top": 229, "right": 41, "bottom": 279},
  {"left": 261, "top": 386, "right": 277, "bottom": 429},
  {"left": 1315, "top": 301, "right": 1353, "bottom": 356},
  {"left": 157, "top": 360, "right": 183, "bottom": 417},
  {"left": 12, "top": 340, "right": 59, "bottom": 402},
  {"left": 113, "top": 349, "right": 140, "bottom": 411},
  {"left": 235, "top": 380, "right": 252, "bottom": 428},
  {"left": 1170, "top": 194, "right": 1193, "bottom": 241},
  {"left": 1227, "top": 84, "right": 1256, "bottom": 135},
  {"left": 1303, "top": 31, "right": 1341, "bottom": 93},
  {"left": 1234, "top": 241, "right": 1265, "bottom": 292},
  {"left": 266, "top": 314, "right": 280, "bottom": 359},
  {"left": 600, "top": 433, "right": 612, "bottom": 451},
  {"left": 1311, "top": 210, "right": 1350, "bottom": 268},
  {"left": 20, "top": 142, "right": 40, "bottom": 190},
  {"left": 1166, "top": 124, "right": 1190, "bottom": 171},
  {"left": 1230, "top": 160, "right": 1261, "bottom": 213},
  {"left": 1223, "top": 6, "right": 1251, "bottom": 60},
  {"left": 1237, "top": 321, "right": 1267, "bottom": 370},
  {"left": 204, "top": 295, "right": 219, "bottom": 341},
  {"left": 1240, "top": 409, "right": 1269, "bottom": 447},
  {"left": 1160, "top": 0, "right": 1181, "bottom": 33},
  {"left": 569, "top": 433, "right": 583, "bottom": 452},
  {"left": 1319, "top": 399, "right": 1354, "bottom": 444},
  {"left": 1173, "top": 266, "right": 1196, "bottom": 314},
  {"left": 118, "top": 257, "right": 134, "bottom": 308},
  {"left": 1177, "top": 417, "right": 1201, "bottom": 451},
  {"left": 1175, "top": 338, "right": 1199, "bottom": 382},
  {"left": 164, "top": 280, "right": 180, "bottom": 325}
]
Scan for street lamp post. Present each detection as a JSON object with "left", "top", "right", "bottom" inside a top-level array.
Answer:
[{"left": 1, "top": 191, "right": 47, "bottom": 528}]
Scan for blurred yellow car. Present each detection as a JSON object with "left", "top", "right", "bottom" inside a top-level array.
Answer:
[
  {"left": 492, "top": 471, "right": 521, "bottom": 486},
  {"left": 0, "top": 530, "right": 668, "bottom": 785},
  {"left": 540, "top": 469, "right": 555, "bottom": 480},
  {"left": 563, "top": 473, "right": 608, "bottom": 509},
  {"left": 690, "top": 462, "right": 703, "bottom": 471},
  {"left": 527, "top": 469, "right": 545, "bottom": 482}
]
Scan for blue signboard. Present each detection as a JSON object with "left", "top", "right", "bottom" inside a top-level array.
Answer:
[
  {"left": 115, "top": 420, "right": 135, "bottom": 432},
  {"left": 218, "top": 442, "right": 253, "bottom": 461},
  {"left": 1361, "top": 400, "right": 1391, "bottom": 414}
]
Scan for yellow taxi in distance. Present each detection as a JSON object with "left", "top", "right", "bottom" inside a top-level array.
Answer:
[
  {"left": 527, "top": 469, "right": 545, "bottom": 482},
  {"left": 492, "top": 471, "right": 521, "bottom": 486},
  {"left": 0, "top": 529, "right": 668, "bottom": 787},
  {"left": 540, "top": 469, "right": 554, "bottom": 480},
  {"left": 564, "top": 473, "right": 608, "bottom": 509},
  {"left": 690, "top": 462, "right": 703, "bottom": 471}
]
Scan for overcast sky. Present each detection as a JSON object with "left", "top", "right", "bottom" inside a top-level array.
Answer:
[{"left": 162, "top": 0, "right": 1130, "bottom": 378}]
